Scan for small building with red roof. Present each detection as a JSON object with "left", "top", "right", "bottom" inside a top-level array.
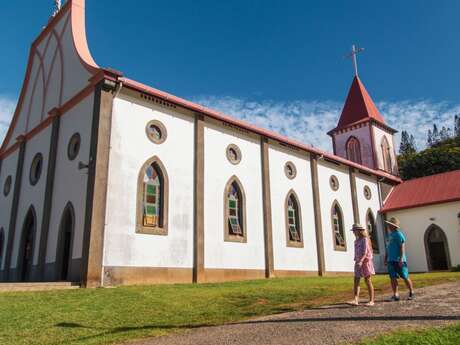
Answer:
[{"left": 381, "top": 170, "right": 460, "bottom": 272}]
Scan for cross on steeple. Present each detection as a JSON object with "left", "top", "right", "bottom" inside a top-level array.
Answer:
[{"left": 346, "top": 44, "right": 364, "bottom": 77}]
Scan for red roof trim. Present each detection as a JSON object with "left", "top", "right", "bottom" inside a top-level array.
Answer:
[
  {"left": 120, "top": 76, "right": 401, "bottom": 184},
  {"left": 381, "top": 197, "right": 460, "bottom": 213}
]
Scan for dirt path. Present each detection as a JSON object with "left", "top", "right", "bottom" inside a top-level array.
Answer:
[{"left": 124, "top": 282, "right": 460, "bottom": 345}]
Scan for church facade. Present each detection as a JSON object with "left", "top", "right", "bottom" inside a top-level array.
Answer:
[{"left": 0, "top": 0, "right": 402, "bottom": 287}]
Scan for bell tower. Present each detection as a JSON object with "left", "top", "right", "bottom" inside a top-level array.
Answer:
[{"left": 328, "top": 46, "right": 398, "bottom": 175}]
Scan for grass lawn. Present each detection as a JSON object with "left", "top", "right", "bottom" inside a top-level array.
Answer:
[
  {"left": 0, "top": 272, "right": 459, "bottom": 345},
  {"left": 358, "top": 322, "right": 460, "bottom": 345}
]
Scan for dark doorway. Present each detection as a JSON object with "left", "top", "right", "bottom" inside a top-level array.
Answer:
[
  {"left": 425, "top": 225, "right": 451, "bottom": 271},
  {"left": 19, "top": 208, "right": 36, "bottom": 281},
  {"left": 58, "top": 204, "right": 74, "bottom": 281}
]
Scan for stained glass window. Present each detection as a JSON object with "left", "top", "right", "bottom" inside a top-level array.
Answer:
[
  {"left": 332, "top": 203, "right": 346, "bottom": 249},
  {"left": 287, "top": 195, "right": 301, "bottom": 242},
  {"left": 143, "top": 164, "right": 162, "bottom": 227},
  {"left": 366, "top": 211, "right": 379, "bottom": 253},
  {"left": 227, "top": 181, "right": 243, "bottom": 236}
]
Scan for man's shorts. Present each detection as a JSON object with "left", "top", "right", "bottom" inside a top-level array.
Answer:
[{"left": 388, "top": 261, "right": 409, "bottom": 279}]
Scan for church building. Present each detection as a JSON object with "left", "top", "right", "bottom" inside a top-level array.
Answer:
[{"left": 1, "top": 0, "right": 455, "bottom": 288}]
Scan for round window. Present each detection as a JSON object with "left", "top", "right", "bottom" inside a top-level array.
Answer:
[
  {"left": 30, "top": 153, "right": 43, "bottom": 186},
  {"left": 226, "top": 144, "right": 242, "bottom": 165},
  {"left": 146, "top": 120, "right": 167, "bottom": 144},
  {"left": 3, "top": 175, "right": 12, "bottom": 196},
  {"left": 329, "top": 175, "right": 339, "bottom": 191},
  {"left": 67, "top": 133, "right": 81, "bottom": 161},
  {"left": 364, "top": 186, "right": 372, "bottom": 200},
  {"left": 284, "top": 161, "right": 297, "bottom": 179}
]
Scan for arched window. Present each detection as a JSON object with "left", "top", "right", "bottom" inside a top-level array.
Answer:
[
  {"left": 136, "top": 157, "right": 169, "bottom": 235},
  {"left": 346, "top": 136, "right": 362, "bottom": 164},
  {"left": 0, "top": 228, "right": 4, "bottom": 268},
  {"left": 224, "top": 176, "right": 247, "bottom": 243},
  {"left": 331, "top": 201, "right": 346, "bottom": 251},
  {"left": 381, "top": 137, "right": 392, "bottom": 173},
  {"left": 285, "top": 191, "right": 303, "bottom": 247},
  {"left": 366, "top": 210, "right": 379, "bottom": 254}
]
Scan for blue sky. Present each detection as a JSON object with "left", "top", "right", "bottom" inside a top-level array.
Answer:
[{"left": 1, "top": 0, "right": 460, "bottom": 150}]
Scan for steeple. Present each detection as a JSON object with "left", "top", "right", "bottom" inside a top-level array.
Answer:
[
  {"left": 328, "top": 75, "right": 398, "bottom": 175},
  {"left": 336, "top": 76, "right": 386, "bottom": 129}
]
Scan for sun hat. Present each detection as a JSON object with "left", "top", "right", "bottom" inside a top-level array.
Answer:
[
  {"left": 385, "top": 217, "right": 400, "bottom": 228},
  {"left": 351, "top": 223, "right": 365, "bottom": 231}
]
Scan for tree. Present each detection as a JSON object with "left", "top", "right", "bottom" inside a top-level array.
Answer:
[
  {"left": 455, "top": 114, "right": 460, "bottom": 137},
  {"left": 409, "top": 134, "right": 417, "bottom": 153},
  {"left": 399, "top": 130, "right": 416, "bottom": 156},
  {"left": 398, "top": 135, "right": 460, "bottom": 180},
  {"left": 427, "top": 129, "right": 433, "bottom": 147},
  {"left": 439, "top": 126, "right": 452, "bottom": 141},
  {"left": 432, "top": 124, "right": 440, "bottom": 145}
]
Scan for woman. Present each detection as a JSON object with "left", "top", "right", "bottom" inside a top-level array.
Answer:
[{"left": 349, "top": 223, "right": 375, "bottom": 306}]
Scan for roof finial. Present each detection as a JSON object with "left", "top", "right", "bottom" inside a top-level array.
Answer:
[
  {"left": 53, "top": 0, "right": 62, "bottom": 16},
  {"left": 346, "top": 44, "right": 364, "bottom": 77}
]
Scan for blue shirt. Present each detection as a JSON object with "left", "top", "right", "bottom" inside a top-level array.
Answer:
[{"left": 387, "top": 230, "right": 406, "bottom": 262}]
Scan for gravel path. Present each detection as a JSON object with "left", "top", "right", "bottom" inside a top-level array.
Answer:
[{"left": 123, "top": 282, "right": 460, "bottom": 345}]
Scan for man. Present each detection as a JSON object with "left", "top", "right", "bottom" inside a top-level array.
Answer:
[{"left": 384, "top": 217, "right": 415, "bottom": 301}]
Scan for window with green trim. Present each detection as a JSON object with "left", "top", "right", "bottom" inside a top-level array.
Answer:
[{"left": 143, "top": 163, "right": 163, "bottom": 228}]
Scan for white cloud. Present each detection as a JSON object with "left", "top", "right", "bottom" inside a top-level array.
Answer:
[
  {"left": 0, "top": 95, "right": 15, "bottom": 144},
  {"left": 192, "top": 95, "right": 459, "bottom": 152}
]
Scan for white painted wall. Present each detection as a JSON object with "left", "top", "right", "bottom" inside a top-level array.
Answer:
[
  {"left": 104, "top": 95, "right": 195, "bottom": 268},
  {"left": 373, "top": 126, "right": 397, "bottom": 173},
  {"left": 46, "top": 94, "right": 94, "bottom": 263},
  {"left": 387, "top": 202, "right": 460, "bottom": 272},
  {"left": 317, "top": 160, "right": 355, "bottom": 272},
  {"left": 0, "top": 152, "right": 19, "bottom": 270},
  {"left": 11, "top": 127, "right": 52, "bottom": 268},
  {"left": 334, "top": 124, "right": 374, "bottom": 169},
  {"left": 268, "top": 145, "right": 318, "bottom": 272},
  {"left": 203, "top": 122, "right": 265, "bottom": 270}
]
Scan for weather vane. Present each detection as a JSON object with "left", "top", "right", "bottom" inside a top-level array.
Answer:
[
  {"left": 53, "top": 0, "right": 62, "bottom": 16},
  {"left": 345, "top": 44, "right": 364, "bottom": 77}
]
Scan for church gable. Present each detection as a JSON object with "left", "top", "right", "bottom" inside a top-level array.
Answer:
[{"left": 1, "top": 0, "right": 99, "bottom": 153}]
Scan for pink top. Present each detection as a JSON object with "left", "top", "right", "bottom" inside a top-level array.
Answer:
[{"left": 354, "top": 237, "right": 373, "bottom": 263}]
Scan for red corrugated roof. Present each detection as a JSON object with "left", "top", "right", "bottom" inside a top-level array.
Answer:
[
  {"left": 333, "top": 76, "right": 386, "bottom": 130},
  {"left": 381, "top": 170, "right": 460, "bottom": 212}
]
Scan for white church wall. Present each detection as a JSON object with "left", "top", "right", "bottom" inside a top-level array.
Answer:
[
  {"left": 333, "top": 124, "right": 374, "bottom": 168},
  {"left": 46, "top": 94, "right": 94, "bottom": 264},
  {"left": 317, "top": 160, "right": 355, "bottom": 272},
  {"left": 0, "top": 152, "right": 19, "bottom": 270},
  {"left": 11, "top": 127, "right": 52, "bottom": 269},
  {"left": 104, "top": 95, "right": 195, "bottom": 269},
  {"left": 355, "top": 173, "right": 386, "bottom": 271},
  {"left": 203, "top": 121, "right": 265, "bottom": 270},
  {"left": 268, "top": 145, "right": 318, "bottom": 272},
  {"left": 373, "top": 126, "right": 397, "bottom": 173},
  {"left": 387, "top": 201, "right": 460, "bottom": 272}
]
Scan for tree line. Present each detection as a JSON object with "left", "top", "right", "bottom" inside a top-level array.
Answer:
[{"left": 397, "top": 114, "right": 460, "bottom": 180}]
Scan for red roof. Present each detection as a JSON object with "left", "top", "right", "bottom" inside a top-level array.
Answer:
[
  {"left": 381, "top": 170, "right": 460, "bottom": 212},
  {"left": 333, "top": 76, "right": 386, "bottom": 131}
]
